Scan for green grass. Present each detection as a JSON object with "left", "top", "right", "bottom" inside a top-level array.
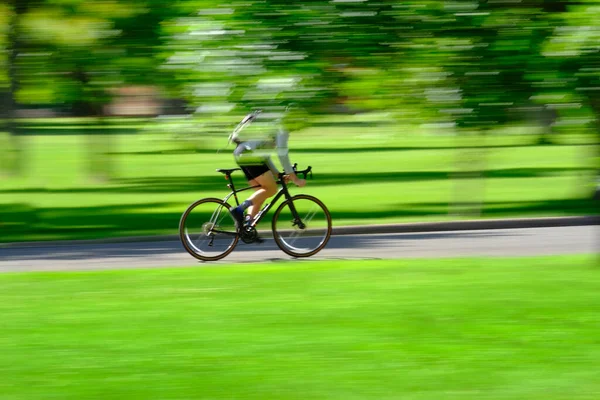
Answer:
[
  {"left": 0, "top": 117, "right": 598, "bottom": 242},
  {"left": 1, "top": 256, "right": 599, "bottom": 399}
]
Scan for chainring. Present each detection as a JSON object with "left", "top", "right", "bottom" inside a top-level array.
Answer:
[{"left": 240, "top": 226, "right": 258, "bottom": 244}]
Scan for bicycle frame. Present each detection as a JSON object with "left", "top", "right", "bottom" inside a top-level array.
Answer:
[
  {"left": 225, "top": 175, "right": 302, "bottom": 228},
  {"left": 207, "top": 173, "right": 302, "bottom": 237}
]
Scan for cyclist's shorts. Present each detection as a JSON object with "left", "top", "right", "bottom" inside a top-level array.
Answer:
[
  {"left": 240, "top": 164, "right": 270, "bottom": 181},
  {"left": 234, "top": 143, "right": 271, "bottom": 180}
]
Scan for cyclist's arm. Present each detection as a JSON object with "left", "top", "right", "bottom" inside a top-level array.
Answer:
[
  {"left": 265, "top": 157, "right": 280, "bottom": 176},
  {"left": 275, "top": 128, "right": 295, "bottom": 175},
  {"left": 275, "top": 128, "right": 305, "bottom": 186}
]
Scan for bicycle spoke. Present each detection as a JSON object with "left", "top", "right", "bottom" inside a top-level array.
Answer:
[
  {"left": 286, "top": 224, "right": 303, "bottom": 247},
  {"left": 179, "top": 199, "right": 238, "bottom": 261},
  {"left": 273, "top": 195, "right": 331, "bottom": 257}
]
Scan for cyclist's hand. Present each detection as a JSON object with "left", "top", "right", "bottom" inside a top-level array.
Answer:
[{"left": 294, "top": 178, "right": 306, "bottom": 187}]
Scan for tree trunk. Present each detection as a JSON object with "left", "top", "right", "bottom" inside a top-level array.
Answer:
[
  {"left": 5, "top": 0, "right": 27, "bottom": 176},
  {"left": 450, "top": 129, "right": 488, "bottom": 218},
  {"left": 86, "top": 114, "right": 115, "bottom": 183},
  {"left": 73, "top": 68, "right": 114, "bottom": 182},
  {"left": 590, "top": 98, "right": 600, "bottom": 201},
  {"left": 536, "top": 107, "right": 557, "bottom": 146}
]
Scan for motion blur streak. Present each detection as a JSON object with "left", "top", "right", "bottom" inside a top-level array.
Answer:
[{"left": 0, "top": 0, "right": 598, "bottom": 243}]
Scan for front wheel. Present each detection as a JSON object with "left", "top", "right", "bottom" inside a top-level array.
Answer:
[
  {"left": 272, "top": 194, "right": 332, "bottom": 257},
  {"left": 179, "top": 198, "right": 239, "bottom": 261}
]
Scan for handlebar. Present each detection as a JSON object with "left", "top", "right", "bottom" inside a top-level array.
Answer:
[
  {"left": 296, "top": 166, "right": 312, "bottom": 180},
  {"left": 278, "top": 163, "right": 313, "bottom": 182},
  {"left": 292, "top": 163, "right": 312, "bottom": 179}
]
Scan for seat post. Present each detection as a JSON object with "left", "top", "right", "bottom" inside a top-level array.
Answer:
[{"left": 226, "top": 174, "right": 240, "bottom": 206}]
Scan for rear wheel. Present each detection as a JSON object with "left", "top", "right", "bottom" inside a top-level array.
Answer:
[
  {"left": 179, "top": 198, "right": 239, "bottom": 261},
  {"left": 272, "top": 194, "right": 332, "bottom": 257}
]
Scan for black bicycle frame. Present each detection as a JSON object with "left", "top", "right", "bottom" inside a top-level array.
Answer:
[{"left": 221, "top": 172, "right": 302, "bottom": 229}]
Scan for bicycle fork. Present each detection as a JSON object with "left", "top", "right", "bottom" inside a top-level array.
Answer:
[
  {"left": 286, "top": 200, "right": 306, "bottom": 229},
  {"left": 285, "top": 201, "right": 320, "bottom": 246}
]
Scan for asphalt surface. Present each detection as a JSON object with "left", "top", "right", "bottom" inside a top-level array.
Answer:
[{"left": 0, "top": 225, "right": 597, "bottom": 273}]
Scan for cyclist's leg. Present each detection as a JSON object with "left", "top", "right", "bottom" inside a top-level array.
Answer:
[
  {"left": 238, "top": 177, "right": 260, "bottom": 223},
  {"left": 246, "top": 170, "right": 277, "bottom": 219},
  {"left": 231, "top": 164, "right": 275, "bottom": 223}
]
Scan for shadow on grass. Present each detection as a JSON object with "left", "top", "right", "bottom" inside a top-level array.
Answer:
[
  {"left": 0, "top": 167, "right": 593, "bottom": 195},
  {"left": 311, "top": 120, "right": 396, "bottom": 128},
  {"left": 329, "top": 198, "right": 598, "bottom": 221},
  {"left": 21, "top": 127, "right": 141, "bottom": 136},
  {"left": 0, "top": 202, "right": 184, "bottom": 243},
  {"left": 1, "top": 198, "right": 596, "bottom": 243},
  {"left": 110, "top": 141, "right": 597, "bottom": 156},
  {"left": 292, "top": 142, "right": 596, "bottom": 153}
]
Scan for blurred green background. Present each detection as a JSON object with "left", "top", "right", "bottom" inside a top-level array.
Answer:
[{"left": 1, "top": 0, "right": 599, "bottom": 242}]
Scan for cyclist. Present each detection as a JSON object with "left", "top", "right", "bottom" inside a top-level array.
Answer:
[{"left": 228, "top": 110, "right": 306, "bottom": 228}]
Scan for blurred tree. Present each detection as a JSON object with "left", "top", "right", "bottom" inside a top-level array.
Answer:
[
  {"left": 162, "top": 1, "right": 315, "bottom": 131},
  {"left": 162, "top": 1, "right": 404, "bottom": 129},
  {"left": 3, "top": 0, "right": 597, "bottom": 185},
  {"left": 3, "top": 0, "right": 35, "bottom": 176},
  {"left": 20, "top": 0, "right": 131, "bottom": 181},
  {"left": 0, "top": 3, "right": 11, "bottom": 174},
  {"left": 0, "top": 4, "right": 8, "bottom": 96},
  {"left": 392, "top": 1, "right": 574, "bottom": 215},
  {"left": 13, "top": 0, "right": 177, "bottom": 180},
  {"left": 543, "top": 1, "right": 600, "bottom": 198}
]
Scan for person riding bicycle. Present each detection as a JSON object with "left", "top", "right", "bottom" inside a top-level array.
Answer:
[{"left": 228, "top": 109, "right": 306, "bottom": 228}]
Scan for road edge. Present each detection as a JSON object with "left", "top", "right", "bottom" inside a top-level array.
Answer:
[{"left": 1, "top": 215, "right": 598, "bottom": 249}]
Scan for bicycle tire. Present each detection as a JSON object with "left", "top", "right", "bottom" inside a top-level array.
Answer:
[
  {"left": 271, "top": 194, "right": 332, "bottom": 257},
  {"left": 179, "top": 197, "right": 239, "bottom": 261}
]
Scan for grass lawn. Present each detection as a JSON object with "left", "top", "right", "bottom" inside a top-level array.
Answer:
[
  {"left": 0, "top": 117, "right": 598, "bottom": 242},
  {"left": 1, "top": 256, "right": 599, "bottom": 399}
]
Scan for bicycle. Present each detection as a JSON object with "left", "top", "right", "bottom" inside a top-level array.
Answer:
[{"left": 179, "top": 164, "right": 332, "bottom": 261}]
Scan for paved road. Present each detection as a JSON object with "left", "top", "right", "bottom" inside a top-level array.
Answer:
[{"left": 0, "top": 225, "right": 596, "bottom": 273}]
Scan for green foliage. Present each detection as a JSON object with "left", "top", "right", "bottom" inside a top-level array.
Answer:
[
  {"left": 1, "top": 0, "right": 599, "bottom": 132},
  {"left": 0, "top": 4, "right": 9, "bottom": 87}
]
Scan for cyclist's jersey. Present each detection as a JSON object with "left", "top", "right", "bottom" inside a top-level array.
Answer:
[{"left": 233, "top": 127, "right": 294, "bottom": 175}]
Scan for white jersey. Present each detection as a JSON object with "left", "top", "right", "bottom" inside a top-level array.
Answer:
[
  {"left": 233, "top": 127, "right": 294, "bottom": 175},
  {"left": 231, "top": 112, "right": 294, "bottom": 175}
]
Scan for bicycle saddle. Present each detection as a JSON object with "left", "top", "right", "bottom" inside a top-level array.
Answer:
[{"left": 216, "top": 168, "right": 241, "bottom": 175}]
